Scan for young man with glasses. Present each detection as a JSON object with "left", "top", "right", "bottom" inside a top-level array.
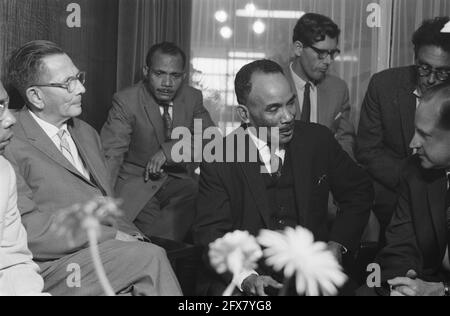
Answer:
[
  {"left": 4, "top": 40, "right": 181, "bottom": 296},
  {"left": 288, "top": 13, "right": 355, "bottom": 159},
  {"left": 357, "top": 17, "right": 450, "bottom": 247},
  {"left": 101, "top": 42, "right": 215, "bottom": 243}
]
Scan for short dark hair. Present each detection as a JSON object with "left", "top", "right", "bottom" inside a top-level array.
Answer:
[
  {"left": 412, "top": 16, "right": 450, "bottom": 56},
  {"left": 422, "top": 82, "right": 450, "bottom": 130},
  {"left": 234, "top": 59, "right": 284, "bottom": 106},
  {"left": 145, "top": 42, "right": 186, "bottom": 69},
  {"left": 292, "top": 13, "right": 340, "bottom": 46},
  {"left": 7, "top": 40, "right": 65, "bottom": 97}
]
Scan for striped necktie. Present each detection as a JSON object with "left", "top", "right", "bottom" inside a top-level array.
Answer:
[
  {"left": 161, "top": 103, "right": 173, "bottom": 141},
  {"left": 57, "top": 129, "right": 75, "bottom": 166}
]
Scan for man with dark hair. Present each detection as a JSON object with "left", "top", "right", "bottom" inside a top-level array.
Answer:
[
  {"left": 357, "top": 16, "right": 450, "bottom": 245},
  {"left": 194, "top": 59, "right": 373, "bottom": 296},
  {"left": 289, "top": 13, "right": 355, "bottom": 158},
  {"left": 365, "top": 83, "right": 450, "bottom": 296},
  {"left": 4, "top": 40, "right": 181, "bottom": 296},
  {"left": 101, "top": 41, "right": 214, "bottom": 242}
]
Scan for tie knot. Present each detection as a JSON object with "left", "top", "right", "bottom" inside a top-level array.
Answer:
[
  {"left": 57, "top": 129, "right": 67, "bottom": 140},
  {"left": 304, "top": 82, "right": 312, "bottom": 91}
]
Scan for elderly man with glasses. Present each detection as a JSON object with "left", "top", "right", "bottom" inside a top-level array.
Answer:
[
  {"left": 356, "top": 16, "right": 450, "bottom": 247},
  {"left": 3, "top": 40, "right": 182, "bottom": 296},
  {"left": 286, "top": 13, "right": 355, "bottom": 160}
]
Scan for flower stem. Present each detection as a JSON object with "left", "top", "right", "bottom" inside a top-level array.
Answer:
[
  {"left": 223, "top": 282, "right": 236, "bottom": 297},
  {"left": 87, "top": 227, "right": 115, "bottom": 296}
]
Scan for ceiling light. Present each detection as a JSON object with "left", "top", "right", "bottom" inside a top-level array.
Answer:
[
  {"left": 236, "top": 9, "right": 305, "bottom": 19},
  {"left": 214, "top": 10, "right": 228, "bottom": 23},
  {"left": 220, "top": 26, "right": 233, "bottom": 39},
  {"left": 253, "top": 20, "right": 266, "bottom": 34}
]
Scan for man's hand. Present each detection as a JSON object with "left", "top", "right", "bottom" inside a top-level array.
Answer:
[
  {"left": 241, "top": 274, "right": 282, "bottom": 296},
  {"left": 144, "top": 149, "right": 167, "bottom": 182},
  {"left": 388, "top": 270, "right": 445, "bottom": 296},
  {"left": 115, "top": 231, "right": 139, "bottom": 243},
  {"left": 327, "top": 241, "right": 345, "bottom": 265}
]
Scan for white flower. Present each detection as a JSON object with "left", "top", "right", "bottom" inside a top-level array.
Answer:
[
  {"left": 258, "top": 226, "right": 347, "bottom": 296},
  {"left": 209, "top": 231, "right": 262, "bottom": 277}
]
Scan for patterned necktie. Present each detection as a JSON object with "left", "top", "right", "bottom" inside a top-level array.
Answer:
[
  {"left": 161, "top": 103, "right": 173, "bottom": 141},
  {"left": 300, "top": 82, "right": 311, "bottom": 123},
  {"left": 57, "top": 129, "right": 75, "bottom": 165}
]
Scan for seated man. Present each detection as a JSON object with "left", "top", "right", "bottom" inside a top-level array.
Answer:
[
  {"left": 4, "top": 40, "right": 181, "bottom": 296},
  {"left": 369, "top": 83, "right": 450, "bottom": 296},
  {"left": 101, "top": 42, "right": 215, "bottom": 242},
  {"left": 194, "top": 60, "right": 373, "bottom": 296},
  {"left": 0, "top": 80, "right": 46, "bottom": 296}
]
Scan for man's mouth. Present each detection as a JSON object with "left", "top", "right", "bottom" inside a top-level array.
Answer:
[{"left": 157, "top": 89, "right": 174, "bottom": 95}]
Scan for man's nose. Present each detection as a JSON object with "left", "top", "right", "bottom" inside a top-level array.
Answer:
[
  {"left": 281, "top": 105, "right": 295, "bottom": 122},
  {"left": 162, "top": 75, "right": 173, "bottom": 87},
  {"left": 427, "top": 72, "right": 437, "bottom": 85},
  {"left": 409, "top": 133, "right": 420, "bottom": 150},
  {"left": 1, "top": 110, "right": 16, "bottom": 128}
]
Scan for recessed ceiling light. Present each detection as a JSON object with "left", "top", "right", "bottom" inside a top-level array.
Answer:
[
  {"left": 220, "top": 26, "right": 233, "bottom": 39},
  {"left": 215, "top": 10, "right": 228, "bottom": 23}
]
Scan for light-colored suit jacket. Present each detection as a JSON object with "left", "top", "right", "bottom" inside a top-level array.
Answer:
[
  {"left": 101, "top": 82, "right": 214, "bottom": 222},
  {"left": 0, "top": 156, "right": 45, "bottom": 295},
  {"left": 3, "top": 109, "right": 139, "bottom": 262},
  {"left": 286, "top": 69, "right": 355, "bottom": 160}
]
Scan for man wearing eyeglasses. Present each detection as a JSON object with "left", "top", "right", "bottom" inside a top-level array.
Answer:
[
  {"left": 288, "top": 13, "right": 355, "bottom": 159},
  {"left": 357, "top": 17, "right": 450, "bottom": 247},
  {"left": 3, "top": 40, "right": 182, "bottom": 296},
  {"left": 101, "top": 42, "right": 214, "bottom": 243}
]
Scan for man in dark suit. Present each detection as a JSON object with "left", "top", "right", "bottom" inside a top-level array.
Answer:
[
  {"left": 288, "top": 13, "right": 354, "bottom": 159},
  {"left": 101, "top": 42, "right": 214, "bottom": 242},
  {"left": 370, "top": 83, "right": 450, "bottom": 296},
  {"left": 194, "top": 59, "right": 373, "bottom": 296},
  {"left": 4, "top": 40, "right": 181, "bottom": 296},
  {"left": 356, "top": 17, "right": 450, "bottom": 243}
]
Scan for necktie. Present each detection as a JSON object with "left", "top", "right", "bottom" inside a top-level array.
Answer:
[
  {"left": 57, "top": 129, "right": 75, "bottom": 166},
  {"left": 161, "top": 103, "right": 173, "bottom": 141},
  {"left": 446, "top": 174, "right": 450, "bottom": 261},
  {"left": 300, "top": 83, "right": 311, "bottom": 123}
]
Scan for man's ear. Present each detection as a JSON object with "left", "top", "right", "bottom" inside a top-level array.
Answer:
[
  {"left": 236, "top": 104, "right": 251, "bottom": 124},
  {"left": 25, "top": 87, "right": 45, "bottom": 110},
  {"left": 293, "top": 41, "right": 304, "bottom": 57},
  {"left": 142, "top": 66, "right": 149, "bottom": 78}
]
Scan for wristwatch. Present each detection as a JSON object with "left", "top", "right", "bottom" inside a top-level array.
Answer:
[{"left": 444, "top": 282, "right": 450, "bottom": 296}]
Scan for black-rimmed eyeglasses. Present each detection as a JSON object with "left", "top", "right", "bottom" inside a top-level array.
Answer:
[
  {"left": 308, "top": 46, "right": 341, "bottom": 60},
  {"left": 31, "top": 71, "right": 86, "bottom": 93},
  {"left": 416, "top": 64, "right": 450, "bottom": 82}
]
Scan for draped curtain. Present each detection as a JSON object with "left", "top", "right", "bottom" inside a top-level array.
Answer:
[{"left": 116, "top": 0, "right": 193, "bottom": 91}]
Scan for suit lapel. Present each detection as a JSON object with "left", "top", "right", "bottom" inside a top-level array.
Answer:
[
  {"left": 172, "top": 90, "right": 186, "bottom": 129},
  {"left": 289, "top": 124, "right": 313, "bottom": 222},
  {"left": 234, "top": 129, "right": 271, "bottom": 228},
  {"left": 426, "top": 174, "right": 448, "bottom": 253},
  {"left": 396, "top": 67, "right": 417, "bottom": 155},
  {"left": 317, "top": 80, "right": 331, "bottom": 126},
  {"left": 140, "top": 83, "right": 166, "bottom": 145},
  {"left": 285, "top": 66, "right": 302, "bottom": 121},
  {"left": 18, "top": 110, "right": 83, "bottom": 178},
  {"left": 69, "top": 122, "right": 110, "bottom": 195}
]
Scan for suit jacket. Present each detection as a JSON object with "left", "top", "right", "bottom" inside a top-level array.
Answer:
[
  {"left": 194, "top": 122, "right": 373, "bottom": 293},
  {"left": 376, "top": 156, "right": 449, "bottom": 285},
  {"left": 0, "top": 156, "right": 45, "bottom": 295},
  {"left": 3, "top": 109, "right": 135, "bottom": 261},
  {"left": 286, "top": 68, "right": 355, "bottom": 159},
  {"left": 101, "top": 82, "right": 215, "bottom": 222},
  {"left": 356, "top": 66, "right": 417, "bottom": 191}
]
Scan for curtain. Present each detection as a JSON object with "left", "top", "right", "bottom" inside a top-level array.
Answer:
[
  {"left": 116, "top": 0, "right": 193, "bottom": 91},
  {"left": 190, "top": 0, "right": 393, "bottom": 131},
  {"left": 391, "top": 0, "right": 450, "bottom": 68},
  {"left": 0, "top": 0, "right": 119, "bottom": 131}
]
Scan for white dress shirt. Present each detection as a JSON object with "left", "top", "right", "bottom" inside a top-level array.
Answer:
[
  {"left": 159, "top": 102, "right": 173, "bottom": 118},
  {"left": 29, "top": 111, "right": 90, "bottom": 179},
  {"left": 290, "top": 62, "right": 318, "bottom": 123}
]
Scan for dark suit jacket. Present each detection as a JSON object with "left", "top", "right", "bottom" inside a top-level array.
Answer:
[
  {"left": 356, "top": 66, "right": 417, "bottom": 191},
  {"left": 101, "top": 82, "right": 215, "bottom": 221},
  {"left": 3, "top": 109, "right": 138, "bottom": 261},
  {"left": 194, "top": 122, "right": 373, "bottom": 294},
  {"left": 376, "top": 156, "right": 449, "bottom": 285},
  {"left": 285, "top": 68, "right": 355, "bottom": 159}
]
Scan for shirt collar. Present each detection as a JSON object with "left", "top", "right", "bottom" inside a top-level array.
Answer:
[
  {"left": 247, "top": 127, "right": 285, "bottom": 161},
  {"left": 413, "top": 89, "right": 421, "bottom": 99},
  {"left": 29, "top": 110, "right": 68, "bottom": 139},
  {"left": 290, "top": 62, "right": 316, "bottom": 90}
]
